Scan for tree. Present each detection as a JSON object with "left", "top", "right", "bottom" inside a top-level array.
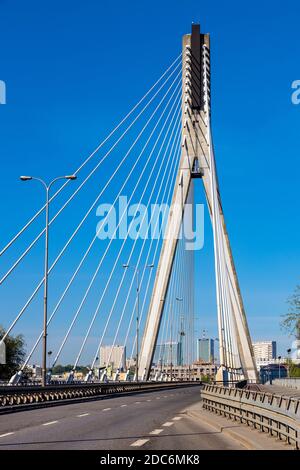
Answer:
[
  {"left": 201, "top": 374, "right": 211, "bottom": 383},
  {"left": 289, "top": 362, "right": 300, "bottom": 377},
  {"left": 51, "top": 364, "right": 89, "bottom": 375},
  {"left": 0, "top": 326, "right": 26, "bottom": 381},
  {"left": 281, "top": 285, "right": 300, "bottom": 338}
]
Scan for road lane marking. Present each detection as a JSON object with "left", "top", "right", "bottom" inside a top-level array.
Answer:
[
  {"left": 42, "top": 421, "right": 58, "bottom": 426},
  {"left": 156, "top": 397, "right": 160, "bottom": 400},
  {"left": 172, "top": 416, "right": 182, "bottom": 421},
  {"left": 162, "top": 422, "right": 174, "bottom": 427},
  {"left": 131, "top": 439, "right": 149, "bottom": 447},
  {"left": 146, "top": 399, "right": 151, "bottom": 402},
  {"left": 120, "top": 404, "right": 127, "bottom": 407},
  {"left": 102, "top": 408, "right": 111, "bottom": 411},
  {"left": 163, "top": 395, "right": 168, "bottom": 398},
  {"left": 150, "top": 429, "right": 163, "bottom": 435},
  {"left": 0, "top": 432, "right": 14, "bottom": 438},
  {"left": 77, "top": 413, "right": 90, "bottom": 417},
  {"left": 135, "top": 401, "right": 141, "bottom": 404}
]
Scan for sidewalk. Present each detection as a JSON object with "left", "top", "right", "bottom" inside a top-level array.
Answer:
[
  {"left": 185, "top": 402, "right": 292, "bottom": 450},
  {"left": 260, "top": 384, "right": 300, "bottom": 398}
]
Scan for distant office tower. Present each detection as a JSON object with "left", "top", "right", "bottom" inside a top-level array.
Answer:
[
  {"left": 153, "top": 342, "right": 183, "bottom": 366},
  {"left": 153, "top": 343, "right": 165, "bottom": 366},
  {"left": 99, "top": 345, "right": 126, "bottom": 371},
  {"left": 252, "top": 341, "right": 276, "bottom": 362},
  {"left": 197, "top": 338, "right": 214, "bottom": 363}
]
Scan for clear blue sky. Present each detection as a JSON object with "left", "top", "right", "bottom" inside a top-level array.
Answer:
[{"left": 0, "top": 0, "right": 299, "bottom": 363}]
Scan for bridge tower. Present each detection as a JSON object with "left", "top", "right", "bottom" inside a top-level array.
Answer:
[{"left": 139, "top": 24, "right": 258, "bottom": 383}]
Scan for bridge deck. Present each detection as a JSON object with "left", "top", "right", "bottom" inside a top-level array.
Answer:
[
  {"left": 0, "top": 386, "right": 289, "bottom": 450},
  {"left": 260, "top": 384, "right": 300, "bottom": 399}
]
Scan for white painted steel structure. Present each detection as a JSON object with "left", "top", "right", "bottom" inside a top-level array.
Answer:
[{"left": 139, "top": 24, "right": 257, "bottom": 382}]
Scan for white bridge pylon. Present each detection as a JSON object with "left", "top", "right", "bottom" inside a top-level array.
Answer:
[{"left": 139, "top": 24, "right": 258, "bottom": 383}]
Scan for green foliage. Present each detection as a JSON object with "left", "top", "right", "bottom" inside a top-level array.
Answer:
[
  {"left": 51, "top": 364, "right": 71, "bottom": 374},
  {"left": 289, "top": 363, "right": 300, "bottom": 378},
  {"left": 0, "top": 325, "right": 26, "bottom": 380},
  {"left": 281, "top": 285, "right": 300, "bottom": 338},
  {"left": 51, "top": 364, "right": 89, "bottom": 375},
  {"left": 201, "top": 374, "right": 211, "bottom": 383}
]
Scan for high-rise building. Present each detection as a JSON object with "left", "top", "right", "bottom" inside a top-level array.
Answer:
[
  {"left": 99, "top": 345, "right": 126, "bottom": 371},
  {"left": 252, "top": 341, "right": 276, "bottom": 363},
  {"left": 197, "top": 338, "right": 214, "bottom": 363},
  {"left": 153, "top": 342, "right": 183, "bottom": 367}
]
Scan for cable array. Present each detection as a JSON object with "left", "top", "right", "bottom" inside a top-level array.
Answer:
[
  {"left": 1, "top": 41, "right": 250, "bottom": 386},
  {"left": 152, "top": 182, "right": 195, "bottom": 380},
  {"left": 1, "top": 54, "right": 189, "bottom": 384}
]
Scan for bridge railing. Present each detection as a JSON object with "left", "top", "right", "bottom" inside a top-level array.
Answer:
[
  {"left": 272, "top": 378, "right": 300, "bottom": 390},
  {"left": 200, "top": 384, "right": 300, "bottom": 449},
  {"left": 0, "top": 380, "right": 199, "bottom": 413}
]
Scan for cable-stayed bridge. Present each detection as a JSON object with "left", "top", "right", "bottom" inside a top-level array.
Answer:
[
  {"left": 0, "top": 23, "right": 299, "bottom": 452},
  {"left": 0, "top": 24, "right": 257, "bottom": 388}
]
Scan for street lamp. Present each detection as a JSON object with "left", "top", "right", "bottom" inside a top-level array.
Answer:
[
  {"left": 47, "top": 350, "right": 52, "bottom": 371},
  {"left": 122, "top": 263, "right": 154, "bottom": 382},
  {"left": 20, "top": 174, "right": 77, "bottom": 386},
  {"left": 278, "top": 355, "right": 282, "bottom": 380},
  {"left": 287, "top": 349, "right": 292, "bottom": 378},
  {"left": 174, "top": 297, "right": 183, "bottom": 382}
]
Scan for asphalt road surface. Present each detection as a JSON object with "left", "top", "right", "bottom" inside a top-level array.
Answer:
[{"left": 0, "top": 386, "right": 248, "bottom": 450}]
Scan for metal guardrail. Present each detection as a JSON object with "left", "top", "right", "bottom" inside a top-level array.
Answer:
[
  {"left": 0, "top": 381, "right": 199, "bottom": 413},
  {"left": 200, "top": 384, "right": 300, "bottom": 449},
  {"left": 272, "top": 378, "right": 300, "bottom": 390}
]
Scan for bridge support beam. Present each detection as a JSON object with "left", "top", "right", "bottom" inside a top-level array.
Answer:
[
  {"left": 139, "top": 24, "right": 208, "bottom": 380},
  {"left": 139, "top": 24, "right": 258, "bottom": 383}
]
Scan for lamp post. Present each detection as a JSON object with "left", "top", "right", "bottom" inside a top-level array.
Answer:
[
  {"left": 178, "top": 314, "right": 185, "bottom": 368},
  {"left": 278, "top": 355, "right": 282, "bottom": 380},
  {"left": 174, "top": 297, "right": 183, "bottom": 381},
  {"left": 287, "top": 349, "right": 291, "bottom": 378},
  {"left": 47, "top": 350, "right": 52, "bottom": 372},
  {"left": 122, "top": 263, "right": 154, "bottom": 382},
  {"left": 20, "top": 174, "right": 77, "bottom": 386}
]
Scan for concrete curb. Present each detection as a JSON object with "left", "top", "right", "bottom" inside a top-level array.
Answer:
[
  {"left": 186, "top": 409, "right": 255, "bottom": 449},
  {"left": 186, "top": 408, "right": 289, "bottom": 450}
]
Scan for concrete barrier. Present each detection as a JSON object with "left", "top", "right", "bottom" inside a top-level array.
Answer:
[
  {"left": 273, "top": 378, "right": 300, "bottom": 390},
  {"left": 0, "top": 381, "right": 199, "bottom": 413},
  {"left": 200, "top": 384, "right": 300, "bottom": 449}
]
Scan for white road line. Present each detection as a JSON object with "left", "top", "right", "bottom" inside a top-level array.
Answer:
[
  {"left": 102, "top": 408, "right": 111, "bottom": 411},
  {"left": 120, "top": 404, "right": 127, "bottom": 407},
  {"left": 150, "top": 429, "right": 163, "bottom": 435},
  {"left": 42, "top": 421, "right": 58, "bottom": 426},
  {"left": 77, "top": 413, "right": 90, "bottom": 417},
  {"left": 163, "top": 395, "right": 168, "bottom": 398},
  {"left": 156, "top": 397, "right": 160, "bottom": 400},
  {"left": 0, "top": 432, "right": 14, "bottom": 438},
  {"left": 130, "top": 439, "right": 149, "bottom": 447},
  {"left": 146, "top": 399, "right": 151, "bottom": 402},
  {"left": 162, "top": 422, "right": 174, "bottom": 427},
  {"left": 135, "top": 401, "right": 141, "bottom": 404},
  {"left": 172, "top": 416, "right": 182, "bottom": 421}
]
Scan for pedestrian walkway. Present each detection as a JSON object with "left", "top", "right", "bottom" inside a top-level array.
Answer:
[
  {"left": 261, "top": 384, "right": 300, "bottom": 399},
  {"left": 186, "top": 402, "right": 291, "bottom": 450}
]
